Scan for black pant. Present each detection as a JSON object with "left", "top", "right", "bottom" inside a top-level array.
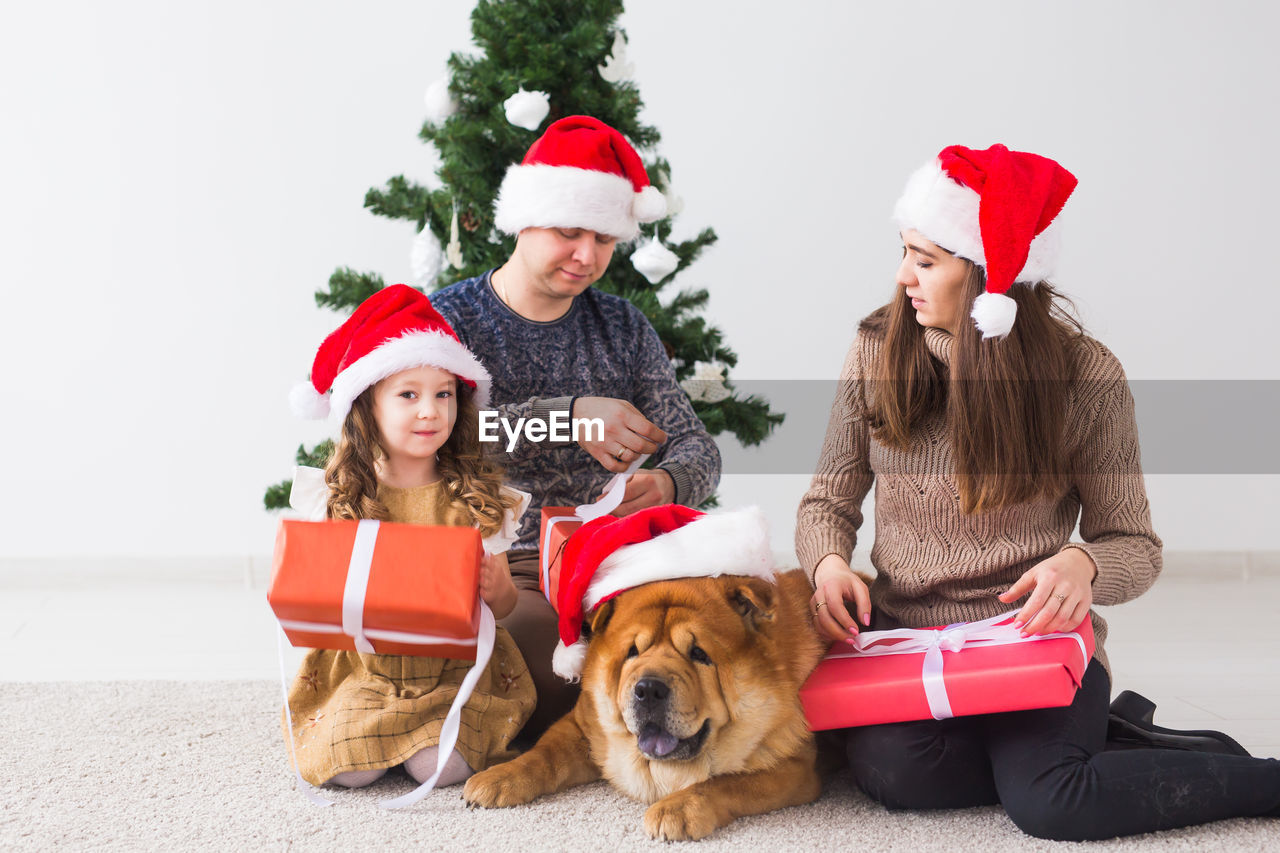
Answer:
[{"left": 844, "top": 659, "right": 1280, "bottom": 840}]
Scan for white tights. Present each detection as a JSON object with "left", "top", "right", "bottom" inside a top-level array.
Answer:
[{"left": 326, "top": 748, "right": 473, "bottom": 788}]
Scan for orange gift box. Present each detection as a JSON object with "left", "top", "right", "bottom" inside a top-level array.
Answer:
[
  {"left": 538, "top": 507, "right": 584, "bottom": 611},
  {"left": 268, "top": 519, "right": 482, "bottom": 659},
  {"left": 801, "top": 613, "right": 1094, "bottom": 731}
]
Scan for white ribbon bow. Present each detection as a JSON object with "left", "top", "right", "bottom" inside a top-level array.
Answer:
[
  {"left": 539, "top": 453, "right": 650, "bottom": 601},
  {"left": 824, "top": 611, "right": 1089, "bottom": 721}
]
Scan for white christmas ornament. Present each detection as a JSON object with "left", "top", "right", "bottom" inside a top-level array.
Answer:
[
  {"left": 503, "top": 88, "right": 550, "bottom": 131},
  {"left": 423, "top": 77, "right": 458, "bottom": 125},
  {"left": 680, "top": 361, "right": 731, "bottom": 403},
  {"left": 598, "top": 31, "right": 635, "bottom": 83},
  {"left": 446, "top": 205, "right": 463, "bottom": 269},
  {"left": 630, "top": 233, "right": 679, "bottom": 284},
  {"left": 410, "top": 224, "right": 444, "bottom": 287},
  {"left": 654, "top": 169, "right": 684, "bottom": 217}
]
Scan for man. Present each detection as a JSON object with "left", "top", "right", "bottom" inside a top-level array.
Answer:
[{"left": 432, "top": 116, "right": 721, "bottom": 739}]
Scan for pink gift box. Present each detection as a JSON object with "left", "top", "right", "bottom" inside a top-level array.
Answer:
[{"left": 800, "top": 612, "right": 1095, "bottom": 730}]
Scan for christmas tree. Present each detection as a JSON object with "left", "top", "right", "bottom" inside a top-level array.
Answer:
[{"left": 265, "top": 0, "right": 783, "bottom": 510}]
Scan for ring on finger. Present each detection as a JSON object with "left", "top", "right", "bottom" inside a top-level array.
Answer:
[
  {"left": 1052, "top": 592, "right": 1067, "bottom": 603},
  {"left": 814, "top": 601, "right": 828, "bottom": 614}
]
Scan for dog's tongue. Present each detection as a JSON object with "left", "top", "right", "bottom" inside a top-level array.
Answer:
[{"left": 638, "top": 724, "right": 679, "bottom": 758}]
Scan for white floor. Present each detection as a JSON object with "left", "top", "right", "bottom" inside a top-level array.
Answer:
[{"left": 2, "top": 554, "right": 1277, "bottom": 759}]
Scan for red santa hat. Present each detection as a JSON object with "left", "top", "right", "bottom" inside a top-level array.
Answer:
[
  {"left": 551, "top": 504, "right": 775, "bottom": 681},
  {"left": 893, "top": 144, "right": 1078, "bottom": 339},
  {"left": 494, "top": 115, "right": 667, "bottom": 242},
  {"left": 289, "top": 283, "right": 490, "bottom": 427}
]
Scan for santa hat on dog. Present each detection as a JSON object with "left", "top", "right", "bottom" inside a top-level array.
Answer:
[
  {"left": 893, "top": 144, "right": 1077, "bottom": 339},
  {"left": 289, "top": 283, "right": 490, "bottom": 428},
  {"left": 494, "top": 115, "right": 667, "bottom": 242},
  {"left": 552, "top": 504, "right": 775, "bottom": 681}
]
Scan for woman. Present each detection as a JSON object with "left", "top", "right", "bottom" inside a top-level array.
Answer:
[{"left": 795, "top": 144, "right": 1279, "bottom": 840}]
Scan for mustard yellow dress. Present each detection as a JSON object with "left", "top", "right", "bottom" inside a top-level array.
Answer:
[{"left": 283, "top": 474, "right": 535, "bottom": 786}]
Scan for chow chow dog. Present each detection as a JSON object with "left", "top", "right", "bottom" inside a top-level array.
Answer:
[{"left": 463, "top": 569, "right": 824, "bottom": 840}]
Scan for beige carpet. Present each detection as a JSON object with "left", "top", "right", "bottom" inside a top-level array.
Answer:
[{"left": 3, "top": 681, "right": 1274, "bottom": 852}]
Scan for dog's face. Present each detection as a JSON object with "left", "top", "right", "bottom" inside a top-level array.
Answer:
[{"left": 578, "top": 575, "right": 797, "bottom": 800}]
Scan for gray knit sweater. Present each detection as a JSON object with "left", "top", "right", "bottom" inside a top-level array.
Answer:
[
  {"left": 794, "top": 325, "right": 1163, "bottom": 674},
  {"left": 432, "top": 271, "right": 721, "bottom": 551}
]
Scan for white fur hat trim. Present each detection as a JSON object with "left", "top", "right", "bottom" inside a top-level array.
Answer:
[
  {"left": 323, "top": 330, "right": 490, "bottom": 428},
  {"left": 494, "top": 164, "right": 665, "bottom": 242},
  {"left": 893, "top": 159, "right": 1063, "bottom": 285},
  {"left": 583, "top": 506, "right": 775, "bottom": 612}
]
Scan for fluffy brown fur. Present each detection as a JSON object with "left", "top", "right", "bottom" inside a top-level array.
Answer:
[{"left": 463, "top": 569, "right": 824, "bottom": 841}]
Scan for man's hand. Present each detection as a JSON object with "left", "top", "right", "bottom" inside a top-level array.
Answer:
[
  {"left": 573, "top": 396, "right": 667, "bottom": 473},
  {"left": 810, "top": 553, "right": 872, "bottom": 644},
  {"left": 998, "top": 547, "right": 1097, "bottom": 636},
  {"left": 597, "top": 469, "right": 676, "bottom": 516}
]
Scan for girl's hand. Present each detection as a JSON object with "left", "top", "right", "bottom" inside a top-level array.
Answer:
[
  {"left": 811, "top": 553, "right": 873, "bottom": 644},
  {"left": 998, "top": 547, "right": 1097, "bottom": 636},
  {"left": 479, "top": 551, "right": 519, "bottom": 620}
]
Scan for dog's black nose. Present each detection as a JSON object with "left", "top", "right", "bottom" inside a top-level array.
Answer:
[{"left": 633, "top": 677, "right": 670, "bottom": 706}]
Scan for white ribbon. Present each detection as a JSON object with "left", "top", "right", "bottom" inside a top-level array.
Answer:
[
  {"left": 539, "top": 453, "right": 650, "bottom": 600},
  {"left": 276, "top": 626, "right": 336, "bottom": 806},
  {"left": 825, "top": 611, "right": 1089, "bottom": 721},
  {"left": 378, "top": 601, "right": 495, "bottom": 809},
  {"left": 341, "top": 519, "right": 380, "bottom": 654}
]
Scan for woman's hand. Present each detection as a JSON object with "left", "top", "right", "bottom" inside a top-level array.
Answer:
[
  {"left": 479, "top": 551, "right": 519, "bottom": 620},
  {"left": 811, "top": 553, "right": 872, "bottom": 644},
  {"left": 998, "top": 547, "right": 1097, "bottom": 636}
]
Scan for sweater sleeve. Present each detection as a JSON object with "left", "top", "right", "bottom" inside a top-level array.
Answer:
[
  {"left": 482, "top": 397, "right": 577, "bottom": 464},
  {"left": 1064, "top": 359, "right": 1163, "bottom": 607},
  {"left": 795, "top": 337, "right": 876, "bottom": 583},
  {"left": 628, "top": 311, "right": 721, "bottom": 506}
]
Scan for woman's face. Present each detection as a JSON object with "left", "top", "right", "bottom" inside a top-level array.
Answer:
[{"left": 897, "top": 229, "right": 969, "bottom": 335}]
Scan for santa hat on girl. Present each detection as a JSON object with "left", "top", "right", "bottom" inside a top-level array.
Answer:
[
  {"left": 551, "top": 504, "right": 775, "bottom": 681},
  {"left": 289, "top": 283, "right": 490, "bottom": 427},
  {"left": 494, "top": 115, "right": 667, "bottom": 242},
  {"left": 893, "top": 144, "right": 1078, "bottom": 339}
]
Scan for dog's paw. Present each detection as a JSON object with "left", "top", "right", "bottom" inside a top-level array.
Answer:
[
  {"left": 644, "top": 790, "right": 718, "bottom": 841},
  {"left": 462, "top": 763, "right": 541, "bottom": 808}
]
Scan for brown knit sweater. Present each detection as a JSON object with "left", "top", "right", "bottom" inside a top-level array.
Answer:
[{"left": 794, "top": 325, "right": 1163, "bottom": 675}]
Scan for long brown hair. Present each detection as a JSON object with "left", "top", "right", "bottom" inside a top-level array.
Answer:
[
  {"left": 863, "top": 262, "right": 1085, "bottom": 514},
  {"left": 325, "top": 380, "right": 518, "bottom": 535}
]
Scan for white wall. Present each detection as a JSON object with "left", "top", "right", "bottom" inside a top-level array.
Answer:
[{"left": 3, "top": 0, "right": 1277, "bottom": 560}]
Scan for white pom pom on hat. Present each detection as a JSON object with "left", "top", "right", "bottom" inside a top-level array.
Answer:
[
  {"left": 970, "top": 291, "right": 1019, "bottom": 340},
  {"left": 289, "top": 381, "right": 330, "bottom": 420}
]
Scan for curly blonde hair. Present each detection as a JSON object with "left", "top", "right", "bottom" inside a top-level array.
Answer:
[{"left": 325, "top": 379, "right": 517, "bottom": 535}]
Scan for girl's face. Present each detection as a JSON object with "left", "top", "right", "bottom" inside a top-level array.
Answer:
[
  {"left": 371, "top": 365, "right": 458, "bottom": 467},
  {"left": 897, "top": 229, "right": 970, "bottom": 335}
]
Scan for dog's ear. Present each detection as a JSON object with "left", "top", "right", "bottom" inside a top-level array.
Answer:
[
  {"left": 581, "top": 598, "right": 616, "bottom": 642},
  {"left": 729, "top": 577, "right": 777, "bottom": 632}
]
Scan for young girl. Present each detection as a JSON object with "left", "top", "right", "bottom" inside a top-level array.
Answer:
[
  {"left": 284, "top": 283, "right": 534, "bottom": 793},
  {"left": 796, "top": 144, "right": 1280, "bottom": 839}
]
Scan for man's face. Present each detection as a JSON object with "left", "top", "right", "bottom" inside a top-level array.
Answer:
[{"left": 513, "top": 226, "right": 618, "bottom": 299}]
